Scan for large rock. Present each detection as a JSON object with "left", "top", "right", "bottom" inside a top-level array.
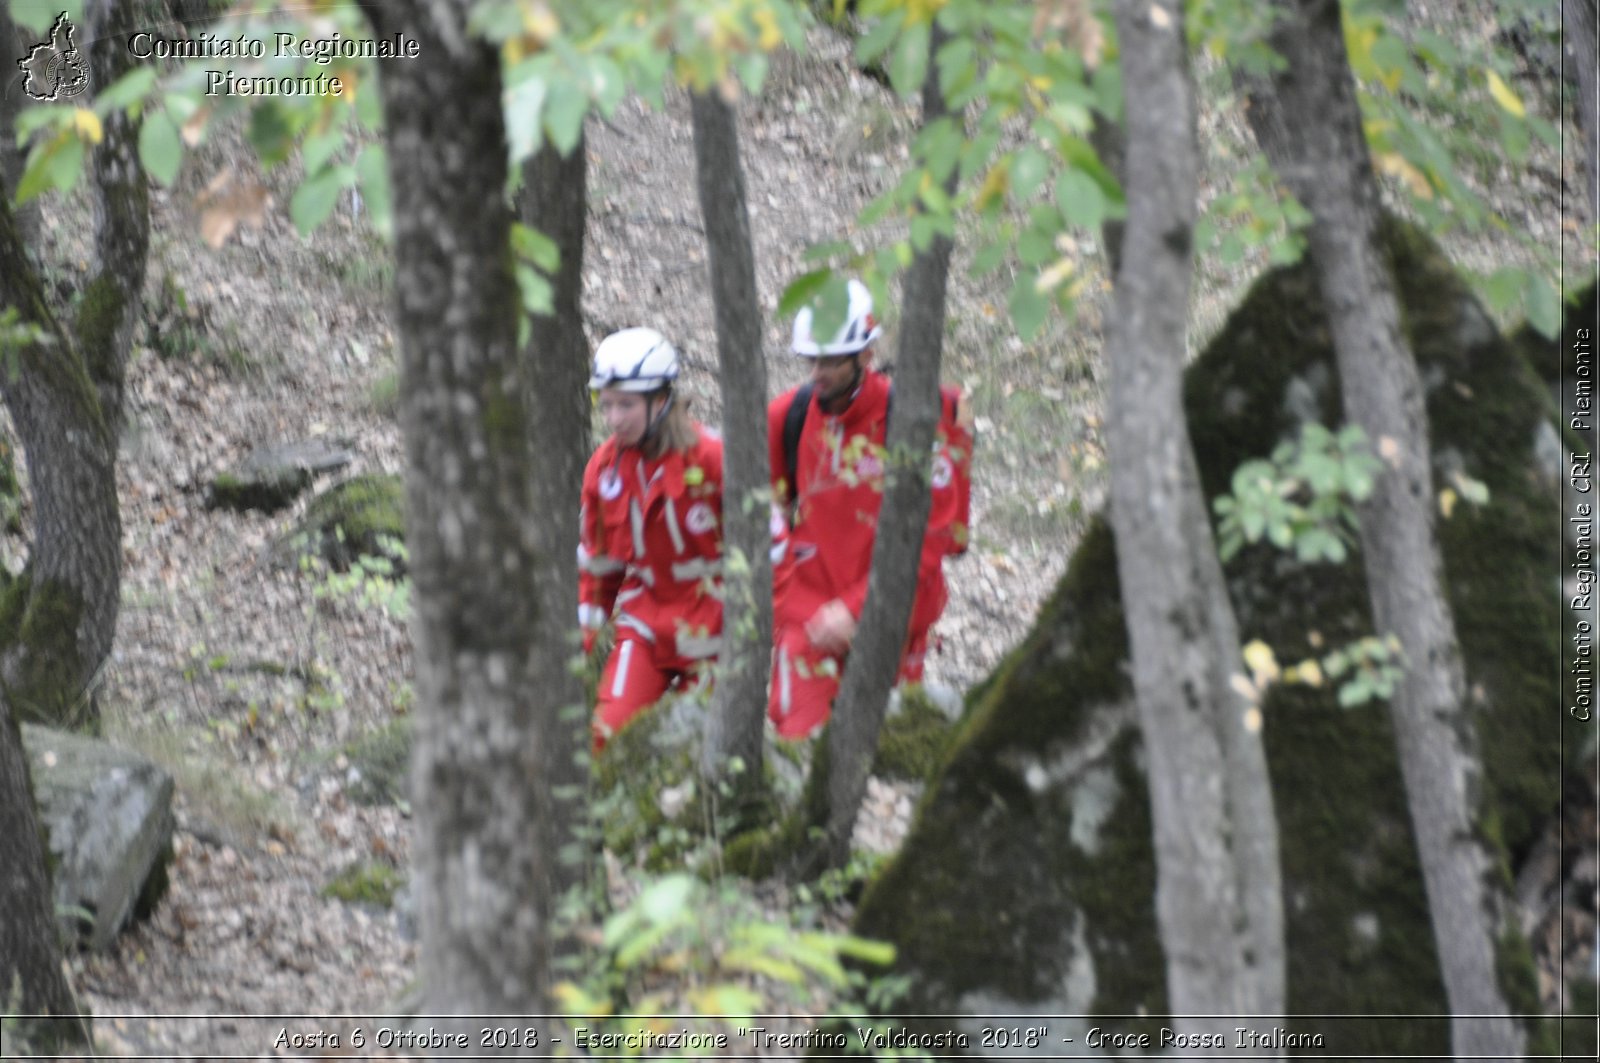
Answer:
[
  {"left": 206, "top": 438, "right": 356, "bottom": 513},
  {"left": 283, "top": 472, "right": 406, "bottom": 573},
  {"left": 853, "top": 224, "right": 1575, "bottom": 1054},
  {"left": 23, "top": 724, "right": 175, "bottom": 951}
]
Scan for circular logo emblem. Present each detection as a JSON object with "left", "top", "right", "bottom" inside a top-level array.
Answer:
[
  {"left": 598, "top": 469, "right": 623, "bottom": 501},
  {"left": 932, "top": 454, "right": 954, "bottom": 490},
  {"left": 685, "top": 502, "right": 717, "bottom": 535}
]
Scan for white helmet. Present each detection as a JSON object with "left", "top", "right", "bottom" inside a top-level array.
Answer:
[
  {"left": 791, "top": 278, "right": 881, "bottom": 357},
  {"left": 588, "top": 328, "right": 680, "bottom": 392}
]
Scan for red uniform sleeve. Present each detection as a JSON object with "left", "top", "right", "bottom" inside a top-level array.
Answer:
[
  {"left": 577, "top": 449, "right": 624, "bottom": 649},
  {"left": 768, "top": 390, "right": 796, "bottom": 510}
]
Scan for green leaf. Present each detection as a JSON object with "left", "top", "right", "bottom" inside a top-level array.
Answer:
[
  {"left": 1524, "top": 274, "right": 1561, "bottom": 339},
  {"left": 512, "top": 223, "right": 561, "bottom": 273},
  {"left": 638, "top": 874, "right": 696, "bottom": 925},
  {"left": 95, "top": 67, "right": 158, "bottom": 114},
  {"left": 516, "top": 264, "right": 554, "bottom": 316},
  {"left": 505, "top": 75, "right": 548, "bottom": 165},
  {"left": 543, "top": 77, "right": 588, "bottom": 158},
  {"left": 1008, "top": 274, "right": 1049, "bottom": 339},
  {"left": 1054, "top": 169, "right": 1106, "bottom": 229},
  {"left": 16, "top": 132, "right": 84, "bottom": 203},
  {"left": 247, "top": 102, "right": 296, "bottom": 168},
  {"left": 831, "top": 934, "right": 895, "bottom": 966},
  {"left": 969, "top": 239, "right": 1008, "bottom": 276},
  {"left": 855, "top": 11, "right": 905, "bottom": 67},
  {"left": 889, "top": 21, "right": 930, "bottom": 98},
  {"left": 778, "top": 269, "right": 833, "bottom": 319},
  {"left": 138, "top": 109, "right": 182, "bottom": 187},
  {"left": 290, "top": 164, "right": 355, "bottom": 235},
  {"left": 1011, "top": 147, "right": 1050, "bottom": 202},
  {"left": 302, "top": 128, "right": 344, "bottom": 177},
  {"left": 355, "top": 145, "right": 392, "bottom": 238}
]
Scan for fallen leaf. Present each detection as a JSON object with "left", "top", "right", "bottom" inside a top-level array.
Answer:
[{"left": 194, "top": 167, "right": 272, "bottom": 249}]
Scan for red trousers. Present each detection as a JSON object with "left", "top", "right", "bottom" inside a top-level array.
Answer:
[
  {"left": 593, "top": 630, "right": 710, "bottom": 751},
  {"left": 766, "top": 619, "right": 935, "bottom": 739}
]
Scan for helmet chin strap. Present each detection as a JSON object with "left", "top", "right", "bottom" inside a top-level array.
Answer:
[{"left": 637, "top": 388, "right": 674, "bottom": 450}]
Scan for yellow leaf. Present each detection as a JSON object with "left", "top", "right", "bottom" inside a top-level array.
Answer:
[
  {"left": 755, "top": 9, "right": 781, "bottom": 51},
  {"left": 1438, "top": 487, "right": 1457, "bottom": 519},
  {"left": 1293, "top": 658, "right": 1324, "bottom": 688},
  {"left": 1243, "top": 706, "right": 1263, "bottom": 734},
  {"left": 1230, "top": 672, "right": 1259, "bottom": 703},
  {"left": 1242, "top": 639, "right": 1280, "bottom": 685},
  {"left": 1375, "top": 152, "right": 1432, "bottom": 199},
  {"left": 1486, "top": 70, "right": 1525, "bottom": 118},
  {"left": 72, "top": 108, "right": 102, "bottom": 144}
]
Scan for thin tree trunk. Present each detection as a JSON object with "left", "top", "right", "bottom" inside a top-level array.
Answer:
[
  {"left": 0, "top": 3, "right": 40, "bottom": 245},
  {"left": 1241, "top": 2, "right": 1523, "bottom": 1056},
  {"left": 689, "top": 87, "right": 771, "bottom": 812},
  {"left": 518, "top": 136, "right": 590, "bottom": 948},
  {"left": 1106, "top": 0, "right": 1283, "bottom": 1032},
  {"left": 807, "top": 22, "right": 957, "bottom": 874},
  {"left": 361, "top": 0, "right": 553, "bottom": 1034},
  {"left": 1565, "top": 0, "right": 1598, "bottom": 225}
]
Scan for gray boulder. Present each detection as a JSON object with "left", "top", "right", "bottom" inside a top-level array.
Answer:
[
  {"left": 853, "top": 224, "right": 1574, "bottom": 1055},
  {"left": 206, "top": 438, "right": 356, "bottom": 513},
  {"left": 23, "top": 724, "right": 175, "bottom": 950}
]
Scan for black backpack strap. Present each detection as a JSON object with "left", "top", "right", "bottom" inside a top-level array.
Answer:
[{"left": 783, "top": 381, "right": 814, "bottom": 503}]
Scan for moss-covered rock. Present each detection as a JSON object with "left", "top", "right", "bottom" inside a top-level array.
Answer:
[
  {"left": 852, "top": 223, "right": 1573, "bottom": 1053},
  {"left": 287, "top": 472, "right": 406, "bottom": 573},
  {"left": 206, "top": 439, "right": 356, "bottom": 514}
]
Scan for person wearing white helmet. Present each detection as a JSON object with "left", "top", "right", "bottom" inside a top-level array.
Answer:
[
  {"left": 765, "top": 279, "right": 974, "bottom": 738},
  {"left": 578, "top": 328, "right": 726, "bottom": 750}
]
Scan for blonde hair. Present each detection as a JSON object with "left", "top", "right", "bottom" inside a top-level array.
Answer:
[{"left": 645, "top": 393, "right": 697, "bottom": 459}]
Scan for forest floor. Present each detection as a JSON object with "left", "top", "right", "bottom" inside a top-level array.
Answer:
[{"left": 7, "top": 10, "right": 1593, "bottom": 1062}]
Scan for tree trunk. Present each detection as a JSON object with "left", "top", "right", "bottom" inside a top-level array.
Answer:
[
  {"left": 807, "top": 23, "right": 957, "bottom": 874},
  {"left": 0, "top": 0, "right": 150, "bottom": 727},
  {"left": 689, "top": 88, "right": 771, "bottom": 812},
  {"left": 0, "top": 3, "right": 39, "bottom": 245},
  {"left": 1566, "top": 0, "right": 1598, "bottom": 225},
  {"left": 517, "top": 136, "right": 591, "bottom": 946},
  {"left": 0, "top": 703, "right": 90, "bottom": 1052},
  {"left": 361, "top": 0, "right": 553, "bottom": 1033},
  {"left": 1105, "top": 0, "right": 1284, "bottom": 1033},
  {"left": 1241, "top": 2, "right": 1524, "bottom": 1056}
]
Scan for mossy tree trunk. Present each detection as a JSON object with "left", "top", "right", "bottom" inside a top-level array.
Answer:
[
  {"left": 0, "top": 2, "right": 151, "bottom": 1047},
  {"left": 1565, "top": 0, "right": 1598, "bottom": 225},
  {"left": 1241, "top": 2, "right": 1524, "bottom": 1055},
  {"left": 360, "top": 0, "right": 553, "bottom": 1037},
  {"left": 1105, "top": 0, "right": 1284, "bottom": 1033},
  {"left": 0, "top": 0, "right": 149, "bottom": 728},
  {"left": 802, "top": 22, "right": 958, "bottom": 874},
  {"left": 517, "top": 136, "right": 591, "bottom": 939},
  {"left": 689, "top": 87, "right": 772, "bottom": 809}
]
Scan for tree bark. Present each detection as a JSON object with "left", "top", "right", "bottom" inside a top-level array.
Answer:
[
  {"left": 689, "top": 88, "right": 772, "bottom": 811},
  {"left": 807, "top": 22, "right": 957, "bottom": 873},
  {"left": 1566, "top": 0, "right": 1598, "bottom": 225},
  {"left": 517, "top": 136, "right": 591, "bottom": 947},
  {"left": 361, "top": 0, "right": 553, "bottom": 1033},
  {"left": 1241, "top": 2, "right": 1524, "bottom": 1056},
  {"left": 0, "top": 0, "right": 150, "bottom": 727},
  {"left": 0, "top": 703, "right": 89, "bottom": 1051},
  {"left": 0, "top": 3, "right": 40, "bottom": 245},
  {"left": 1105, "top": 0, "right": 1284, "bottom": 1033}
]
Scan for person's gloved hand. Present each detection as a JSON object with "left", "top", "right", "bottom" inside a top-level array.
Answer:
[{"left": 805, "top": 599, "right": 857, "bottom": 655}]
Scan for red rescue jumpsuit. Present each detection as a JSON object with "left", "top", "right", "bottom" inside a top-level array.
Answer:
[
  {"left": 766, "top": 369, "right": 972, "bottom": 738},
  {"left": 579, "top": 425, "right": 726, "bottom": 748}
]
